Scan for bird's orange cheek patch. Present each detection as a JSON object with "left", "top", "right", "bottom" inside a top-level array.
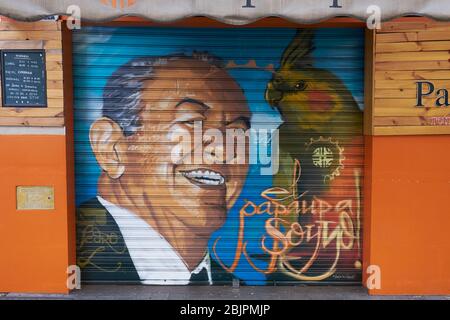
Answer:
[{"left": 307, "top": 91, "right": 334, "bottom": 112}]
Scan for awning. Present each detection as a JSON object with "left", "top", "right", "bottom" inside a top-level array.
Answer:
[{"left": 0, "top": 0, "right": 449, "bottom": 24}]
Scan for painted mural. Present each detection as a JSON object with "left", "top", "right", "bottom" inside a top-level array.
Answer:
[{"left": 74, "top": 27, "right": 364, "bottom": 285}]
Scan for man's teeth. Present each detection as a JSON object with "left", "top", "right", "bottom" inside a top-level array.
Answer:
[{"left": 182, "top": 170, "right": 225, "bottom": 186}]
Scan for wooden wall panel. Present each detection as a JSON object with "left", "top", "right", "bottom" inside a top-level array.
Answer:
[
  {"left": 364, "top": 29, "right": 375, "bottom": 135},
  {"left": 0, "top": 20, "right": 64, "bottom": 127},
  {"left": 373, "top": 21, "right": 450, "bottom": 136}
]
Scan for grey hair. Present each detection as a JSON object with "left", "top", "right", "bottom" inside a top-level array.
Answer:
[{"left": 102, "top": 52, "right": 224, "bottom": 136}]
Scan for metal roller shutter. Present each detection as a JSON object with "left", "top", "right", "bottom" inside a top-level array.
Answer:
[{"left": 73, "top": 26, "right": 365, "bottom": 285}]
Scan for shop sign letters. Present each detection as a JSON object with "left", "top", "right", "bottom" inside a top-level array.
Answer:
[{"left": 416, "top": 81, "right": 450, "bottom": 107}]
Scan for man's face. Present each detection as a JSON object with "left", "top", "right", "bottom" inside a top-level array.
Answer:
[{"left": 117, "top": 59, "right": 251, "bottom": 235}]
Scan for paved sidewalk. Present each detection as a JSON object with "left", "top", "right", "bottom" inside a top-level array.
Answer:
[{"left": 1, "top": 285, "right": 449, "bottom": 300}]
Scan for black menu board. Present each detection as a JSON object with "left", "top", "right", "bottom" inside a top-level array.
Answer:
[{"left": 1, "top": 50, "right": 47, "bottom": 108}]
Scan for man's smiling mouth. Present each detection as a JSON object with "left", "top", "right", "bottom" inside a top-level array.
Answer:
[{"left": 181, "top": 169, "right": 225, "bottom": 187}]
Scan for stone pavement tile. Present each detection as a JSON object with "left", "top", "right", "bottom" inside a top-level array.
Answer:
[
  {"left": 3, "top": 293, "right": 73, "bottom": 300},
  {"left": 147, "top": 293, "right": 170, "bottom": 300},
  {"left": 1, "top": 286, "right": 449, "bottom": 300}
]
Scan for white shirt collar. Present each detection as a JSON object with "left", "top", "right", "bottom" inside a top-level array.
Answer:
[{"left": 97, "top": 196, "right": 212, "bottom": 285}]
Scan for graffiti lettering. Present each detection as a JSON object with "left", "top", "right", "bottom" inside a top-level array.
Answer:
[
  {"left": 213, "top": 160, "right": 360, "bottom": 281},
  {"left": 77, "top": 225, "right": 126, "bottom": 272}
]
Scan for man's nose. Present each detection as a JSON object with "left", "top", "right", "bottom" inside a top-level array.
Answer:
[{"left": 203, "top": 133, "right": 225, "bottom": 164}]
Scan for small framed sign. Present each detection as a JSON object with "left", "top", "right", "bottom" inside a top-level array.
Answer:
[
  {"left": 1, "top": 50, "right": 47, "bottom": 108},
  {"left": 16, "top": 186, "right": 55, "bottom": 210}
]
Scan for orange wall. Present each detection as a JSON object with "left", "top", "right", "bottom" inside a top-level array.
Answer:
[
  {"left": 364, "top": 135, "right": 450, "bottom": 295},
  {"left": 0, "top": 135, "right": 71, "bottom": 293}
]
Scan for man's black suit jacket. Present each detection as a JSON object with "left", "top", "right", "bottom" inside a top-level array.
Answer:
[{"left": 76, "top": 198, "right": 237, "bottom": 285}]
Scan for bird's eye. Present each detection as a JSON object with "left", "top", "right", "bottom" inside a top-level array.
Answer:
[{"left": 295, "top": 80, "right": 307, "bottom": 91}]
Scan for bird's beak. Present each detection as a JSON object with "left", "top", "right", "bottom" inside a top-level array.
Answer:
[{"left": 265, "top": 82, "right": 284, "bottom": 106}]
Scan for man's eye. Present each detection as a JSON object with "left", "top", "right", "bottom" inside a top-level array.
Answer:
[
  {"left": 174, "top": 113, "right": 205, "bottom": 128},
  {"left": 227, "top": 123, "right": 249, "bottom": 131},
  {"left": 295, "top": 80, "right": 307, "bottom": 91},
  {"left": 182, "top": 120, "right": 202, "bottom": 128}
]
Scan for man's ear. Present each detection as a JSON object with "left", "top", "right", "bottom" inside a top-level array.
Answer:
[{"left": 89, "top": 117, "right": 127, "bottom": 179}]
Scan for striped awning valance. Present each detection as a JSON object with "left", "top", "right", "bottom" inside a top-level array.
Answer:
[{"left": 0, "top": 0, "right": 449, "bottom": 24}]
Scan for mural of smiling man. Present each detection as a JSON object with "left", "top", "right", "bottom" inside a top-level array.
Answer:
[{"left": 76, "top": 53, "right": 251, "bottom": 285}]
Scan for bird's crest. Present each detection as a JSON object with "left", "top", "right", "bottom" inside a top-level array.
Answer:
[{"left": 280, "top": 29, "right": 315, "bottom": 70}]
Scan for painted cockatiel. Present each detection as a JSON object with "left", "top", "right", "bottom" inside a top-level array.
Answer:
[
  {"left": 265, "top": 29, "right": 363, "bottom": 203},
  {"left": 264, "top": 29, "right": 364, "bottom": 282}
]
